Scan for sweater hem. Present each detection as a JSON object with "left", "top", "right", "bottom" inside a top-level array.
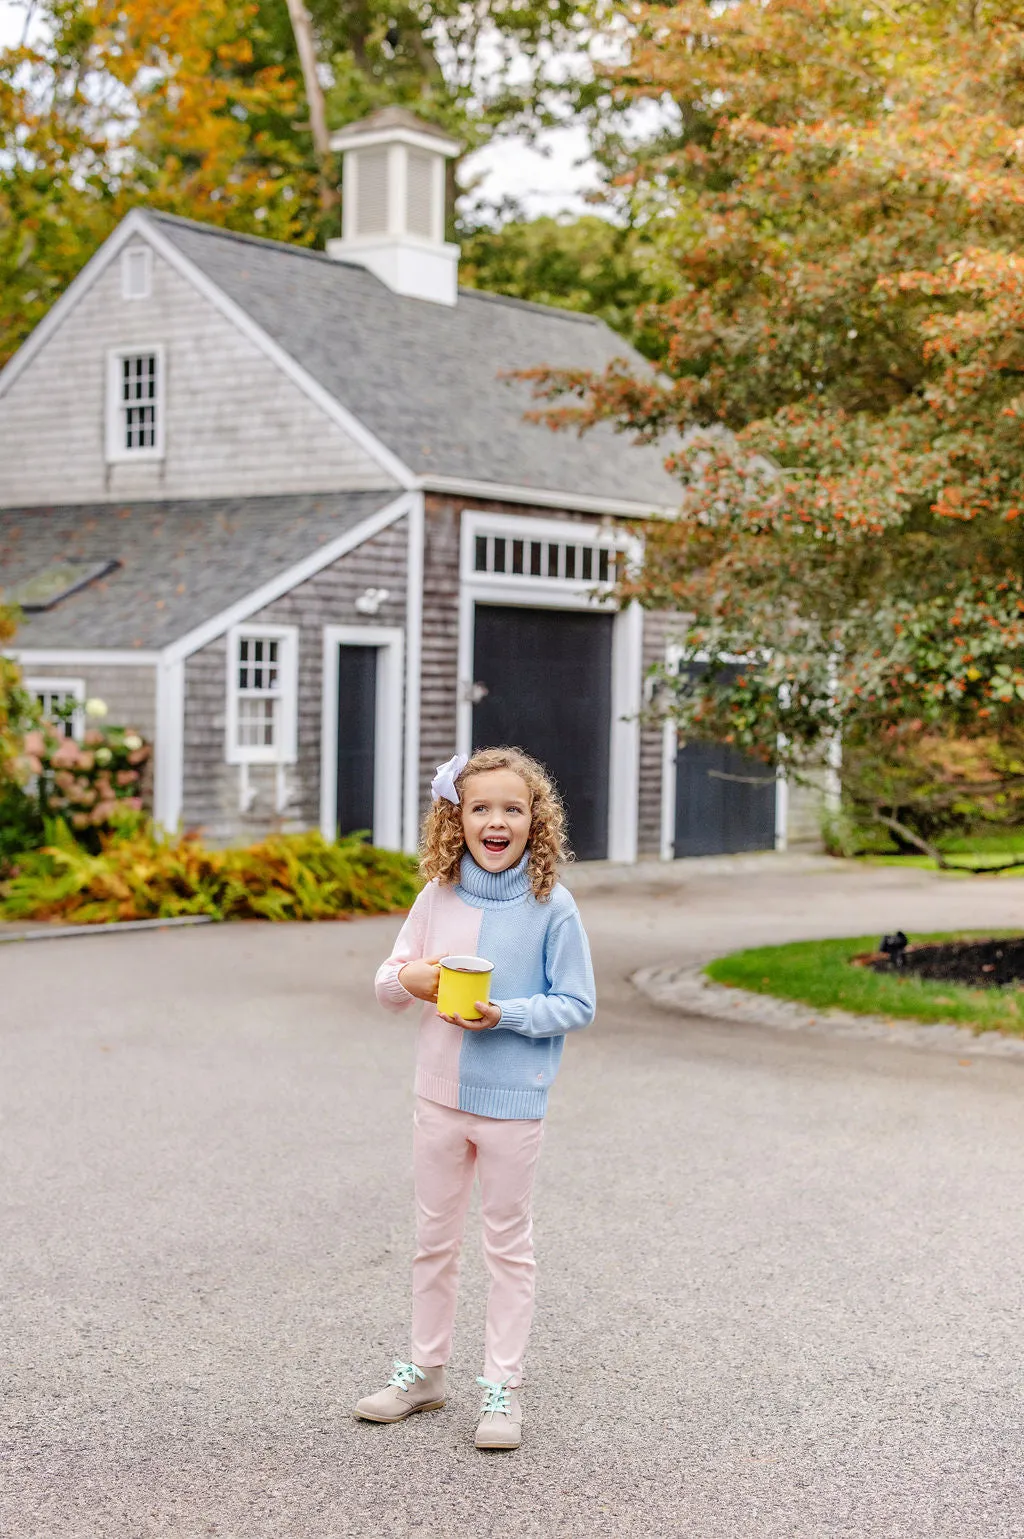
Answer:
[
  {"left": 458, "top": 1083, "right": 548, "bottom": 1120},
  {"left": 415, "top": 1069, "right": 460, "bottom": 1110}
]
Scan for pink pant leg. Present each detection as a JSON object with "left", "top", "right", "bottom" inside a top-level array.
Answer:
[
  {"left": 410, "top": 1096, "right": 477, "bottom": 1368},
  {"left": 474, "top": 1112, "right": 546, "bottom": 1388}
]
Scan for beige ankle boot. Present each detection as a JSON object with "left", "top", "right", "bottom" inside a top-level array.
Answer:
[
  {"left": 474, "top": 1376, "right": 522, "bottom": 1449},
  {"left": 353, "top": 1361, "right": 446, "bottom": 1423}
]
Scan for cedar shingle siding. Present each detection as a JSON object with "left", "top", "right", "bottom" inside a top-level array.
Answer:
[{"left": 183, "top": 517, "right": 407, "bottom": 841}]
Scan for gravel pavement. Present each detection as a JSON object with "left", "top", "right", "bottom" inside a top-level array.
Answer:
[{"left": 3, "top": 857, "right": 1024, "bottom": 1538}]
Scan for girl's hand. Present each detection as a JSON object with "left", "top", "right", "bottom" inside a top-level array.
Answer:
[
  {"left": 398, "top": 956, "right": 442, "bottom": 1003},
  {"left": 438, "top": 1001, "right": 502, "bottom": 1032}
]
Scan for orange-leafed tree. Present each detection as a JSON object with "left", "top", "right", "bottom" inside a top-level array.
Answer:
[
  {"left": 527, "top": 0, "right": 1024, "bottom": 855},
  {"left": 0, "top": 0, "right": 317, "bottom": 366}
]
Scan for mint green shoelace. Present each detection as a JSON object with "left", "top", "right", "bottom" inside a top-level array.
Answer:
[
  {"left": 387, "top": 1361, "right": 425, "bottom": 1394},
  {"left": 476, "top": 1376, "right": 513, "bottom": 1415}
]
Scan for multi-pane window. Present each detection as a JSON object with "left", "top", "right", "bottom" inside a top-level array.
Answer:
[
  {"left": 226, "top": 626, "right": 298, "bottom": 765},
  {"left": 107, "top": 347, "right": 163, "bottom": 461},
  {"left": 236, "top": 636, "right": 282, "bottom": 750},
  {"left": 26, "top": 679, "right": 85, "bottom": 739},
  {"left": 122, "top": 354, "right": 158, "bottom": 449}
]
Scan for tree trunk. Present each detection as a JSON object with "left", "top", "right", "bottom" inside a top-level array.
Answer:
[{"left": 282, "top": 0, "right": 339, "bottom": 212}]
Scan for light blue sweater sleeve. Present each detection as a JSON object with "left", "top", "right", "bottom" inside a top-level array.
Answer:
[{"left": 493, "top": 905, "right": 596, "bottom": 1039}]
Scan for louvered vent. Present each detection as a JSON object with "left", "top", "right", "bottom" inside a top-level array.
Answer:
[
  {"left": 354, "top": 147, "right": 389, "bottom": 235},
  {"left": 406, "top": 149, "right": 435, "bottom": 238}
]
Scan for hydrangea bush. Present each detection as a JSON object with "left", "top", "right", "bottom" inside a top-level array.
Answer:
[{"left": 16, "top": 699, "right": 152, "bottom": 853}]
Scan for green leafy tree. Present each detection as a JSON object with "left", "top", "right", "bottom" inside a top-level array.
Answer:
[
  {"left": 524, "top": 0, "right": 1024, "bottom": 859},
  {"left": 459, "top": 210, "right": 679, "bottom": 356}
]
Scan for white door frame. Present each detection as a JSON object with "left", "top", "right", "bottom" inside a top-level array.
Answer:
[
  {"left": 320, "top": 624, "right": 405, "bottom": 849},
  {"left": 456, "top": 510, "right": 643, "bottom": 864},
  {"left": 659, "top": 642, "right": 786, "bottom": 859}
]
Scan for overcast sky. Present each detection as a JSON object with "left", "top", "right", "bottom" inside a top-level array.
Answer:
[{"left": 0, "top": 0, "right": 600, "bottom": 219}]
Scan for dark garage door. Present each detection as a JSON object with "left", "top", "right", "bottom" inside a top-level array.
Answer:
[
  {"left": 472, "top": 605, "right": 613, "bottom": 861},
  {"left": 674, "top": 739, "right": 777, "bottom": 856}
]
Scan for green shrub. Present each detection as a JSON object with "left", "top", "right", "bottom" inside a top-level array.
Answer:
[{"left": 0, "top": 824, "right": 421, "bottom": 924}]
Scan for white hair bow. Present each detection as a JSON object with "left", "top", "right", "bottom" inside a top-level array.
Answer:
[{"left": 431, "top": 753, "right": 469, "bottom": 806}]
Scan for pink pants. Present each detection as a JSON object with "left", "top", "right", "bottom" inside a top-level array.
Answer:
[{"left": 410, "top": 1095, "right": 545, "bottom": 1388}]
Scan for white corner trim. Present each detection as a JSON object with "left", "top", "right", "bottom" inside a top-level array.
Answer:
[
  {"left": 402, "top": 491, "right": 425, "bottom": 854},
  {"left": 7, "top": 649, "right": 162, "bottom": 666},
  {"left": 608, "top": 601, "right": 642, "bottom": 863},
  {"left": 153, "top": 656, "right": 185, "bottom": 833},
  {"left": 660, "top": 719, "right": 678, "bottom": 861},
  {"left": 136, "top": 216, "right": 416, "bottom": 490},
  {"left": 419, "top": 474, "right": 678, "bottom": 522},
  {"left": 161, "top": 491, "right": 413, "bottom": 664},
  {"left": 0, "top": 209, "right": 153, "bottom": 400},
  {"left": 319, "top": 624, "right": 405, "bottom": 849}
]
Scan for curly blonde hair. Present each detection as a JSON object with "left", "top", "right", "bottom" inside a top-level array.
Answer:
[{"left": 420, "top": 746, "right": 569, "bottom": 901}]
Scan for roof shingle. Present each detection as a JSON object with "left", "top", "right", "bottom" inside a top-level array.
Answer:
[{"left": 149, "top": 212, "right": 680, "bottom": 510}]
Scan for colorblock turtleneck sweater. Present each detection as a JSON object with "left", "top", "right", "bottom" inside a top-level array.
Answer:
[{"left": 374, "top": 851, "right": 596, "bottom": 1119}]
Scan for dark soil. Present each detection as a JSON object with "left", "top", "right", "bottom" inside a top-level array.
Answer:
[{"left": 866, "top": 937, "right": 1024, "bottom": 989}]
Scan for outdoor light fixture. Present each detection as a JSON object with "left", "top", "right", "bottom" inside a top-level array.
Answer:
[
  {"left": 355, "top": 587, "right": 391, "bottom": 616},
  {"left": 880, "top": 931, "right": 909, "bottom": 969}
]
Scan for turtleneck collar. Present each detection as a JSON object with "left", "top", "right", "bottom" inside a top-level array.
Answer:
[{"left": 456, "top": 848, "right": 532, "bottom": 908}]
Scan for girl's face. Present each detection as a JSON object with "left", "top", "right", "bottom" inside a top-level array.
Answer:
[{"left": 460, "top": 769, "right": 532, "bottom": 873}]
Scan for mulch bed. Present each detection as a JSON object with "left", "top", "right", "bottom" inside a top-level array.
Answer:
[{"left": 864, "top": 937, "right": 1024, "bottom": 989}]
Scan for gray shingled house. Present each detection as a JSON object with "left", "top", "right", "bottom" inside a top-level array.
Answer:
[{"left": 0, "top": 108, "right": 800, "bottom": 861}]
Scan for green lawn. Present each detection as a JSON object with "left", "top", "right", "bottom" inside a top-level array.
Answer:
[
  {"left": 705, "top": 931, "right": 1024, "bottom": 1035},
  {"left": 855, "top": 830, "right": 1024, "bottom": 876}
]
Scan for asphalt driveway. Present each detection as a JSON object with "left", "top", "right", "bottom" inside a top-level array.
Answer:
[{"left": 2, "top": 857, "right": 1024, "bottom": 1538}]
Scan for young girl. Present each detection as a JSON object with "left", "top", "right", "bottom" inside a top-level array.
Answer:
[{"left": 353, "top": 746, "right": 596, "bottom": 1450}]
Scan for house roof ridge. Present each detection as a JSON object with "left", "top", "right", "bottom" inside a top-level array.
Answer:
[
  {"left": 145, "top": 211, "right": 607, "bottom": 325},
  {"left": 140, "top": 210, "right": 367, "bottom": 273},
  {"left": 456, "top": 286, "right": 601, "bottom": 325}
]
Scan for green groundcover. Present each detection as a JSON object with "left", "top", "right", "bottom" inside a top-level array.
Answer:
[{"left": 705, "top": 932, "right": 1024, "bottom": 1035}]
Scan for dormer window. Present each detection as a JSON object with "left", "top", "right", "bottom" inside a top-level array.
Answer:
[{"left": 105, "top": 346, "right": 164, "bottom": 462}]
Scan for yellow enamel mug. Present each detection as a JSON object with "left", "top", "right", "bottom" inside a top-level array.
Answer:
[{"left": 437, "top": 955, "right": 495, "bottom": 1020}]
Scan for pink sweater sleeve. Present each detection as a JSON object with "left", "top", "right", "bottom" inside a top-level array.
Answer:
[{"left": 374, "top": 885, "right": 432, "bottom": 1012}]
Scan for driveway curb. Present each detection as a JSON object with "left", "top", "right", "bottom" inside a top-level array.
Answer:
[
  {"left": 632, "top": 960, "right": 1024, "bottom": 1060},
  {"left": 0, "top": 914, "right": 215, "bottom": 944}
]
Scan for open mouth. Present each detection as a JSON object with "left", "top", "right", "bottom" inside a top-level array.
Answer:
[{"left": 481, "top": 836, "right": 511, "bottom": 855}]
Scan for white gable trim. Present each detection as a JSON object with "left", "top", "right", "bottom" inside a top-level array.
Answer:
[
  {"left": 0, "top": 210, "right": 415, "bottom": 492},
  {"left": 161, "top": 491, "right": 414, "bottom": 664},
  {"left": 0, "top": 213, "right": 151, "bottom": 399},
  {"left": 416, "top": 474, "right": 678, "bottom": 521},
  {"left": 135, "top": 216, "right": 415, "bottom": 490}
]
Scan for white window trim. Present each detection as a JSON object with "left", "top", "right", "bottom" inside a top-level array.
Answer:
[
  {"left": 225, "top": 624, "right": 298, "bottom": 766},
  {"left": 121, "top": 245, "right": 153, "bottom": 300},
  {"left": 319, "top": 625, "right": 405, "bottom": 850},
  {"left": 25, "top": 676, "right": 86, "bottom": 740},
  {"left": 105, "top": 344, "right": 165, "bottom": 464},
  {"left": 457, "top": 509, "right": 642, "bottom": 864}
]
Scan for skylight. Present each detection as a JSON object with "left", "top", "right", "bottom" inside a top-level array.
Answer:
[{"left": 3, "top": 559, "right": 120, "bottom": 612}]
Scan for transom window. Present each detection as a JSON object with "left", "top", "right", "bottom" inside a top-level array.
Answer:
[
  {"left": 226, "top": 626, "right": 298, "bottom": 765},
  {"left": 106, "top": 346, "right": 164, "bottom": 461},
  {"left": 472, "top": 531, "right": 628, "bottom": 586}
]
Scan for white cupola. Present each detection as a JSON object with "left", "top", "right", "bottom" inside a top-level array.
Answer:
[{"left": 327, "top": 107, "right": 462, "bottom": 306}]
